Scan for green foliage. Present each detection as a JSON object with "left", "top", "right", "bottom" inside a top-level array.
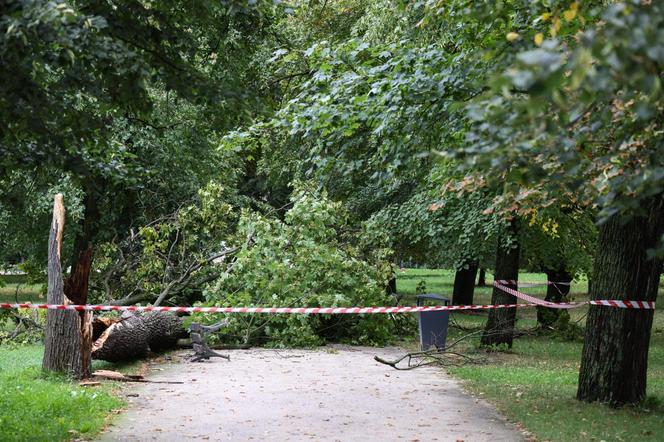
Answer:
[
  {"left": 203, "top": 184, "right": 395, "bottom": 347},
  {"left": 90, "top": 178, "right": 243, "bottom": 305},
  {"left": 459, "top": 1, "right": 664, "bottom": 248},
  {"left": 266, "top": 0, "right": 600, "bottom": 276},
  {"left": 521, "top": 205, "right": 597, "bottom": 278},
  {"left": 0, "top": 0, "right": 286, "bottom": 287}
]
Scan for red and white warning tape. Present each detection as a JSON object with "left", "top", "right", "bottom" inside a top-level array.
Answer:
[
  {"left": 492, "top": 281, "right": 655, "bottom": 310},
  {"left": 0, "top": 297, "right": 655, "bottom": 315},
  {"left": 494, "top": 280, "right": 571, "bottom": 288},
  {"left": 0, "top": 302, "right": 534, "bottom": 314}
]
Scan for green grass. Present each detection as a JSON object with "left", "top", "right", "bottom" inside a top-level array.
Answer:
[
  {"left": 397, "top": 268, "right": 589, "bottom": 304},
  {"left": 397, "top": 268, "right": 664, "bottom": 442},
  {"left": 0, "top": 345, "right": 125, "bottom": 441},
  {"left": 0, "top": 274, "right": 44, "bottom": 304}
]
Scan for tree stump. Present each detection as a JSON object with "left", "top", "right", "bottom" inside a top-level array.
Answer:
[{"left": 42, "top": 194, "right": 93, "bottom": 379}]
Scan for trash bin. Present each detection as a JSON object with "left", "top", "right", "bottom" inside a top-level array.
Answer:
[{"left": 416, "top": 294, "right": 450, "bottom": 351}]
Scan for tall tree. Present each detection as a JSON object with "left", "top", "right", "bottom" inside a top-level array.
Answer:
[
  {"left": 458, "top": 1, "right": 664, "bottom": 405},
  {"left": 1, "top": 0, "right": 280, "bottom": 298}
]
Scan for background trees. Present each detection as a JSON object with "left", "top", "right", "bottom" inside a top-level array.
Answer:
[{"left": 1, "top": 0, "right": 660, "bottom": 407}]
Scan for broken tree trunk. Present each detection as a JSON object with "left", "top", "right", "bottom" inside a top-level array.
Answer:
[
  {"left": 42, "top": 194, "right": 93, "bottom": 379},
  {"left": 92, "top": 312, "right": 186, "bottom": 362}
]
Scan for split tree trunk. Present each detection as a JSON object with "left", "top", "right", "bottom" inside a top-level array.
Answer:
[
  {"left": 536, "top": 269, "right": 572, "bottom": 327},
  {"left": 42, "top": 194, "right": 93, "bottom": 379},
  {"left": 577, "top": 196, "right": 664, "bottom": 406},
  {"left": 452, "top": 260, "right": 479, "bottom": 305},
  {"left": 481, "top": 220, "right": 520, "bottom": 348}
]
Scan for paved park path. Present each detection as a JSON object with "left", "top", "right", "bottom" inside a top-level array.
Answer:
[{"left": 99, "top": 347, "right": 523, "bottom": 442}]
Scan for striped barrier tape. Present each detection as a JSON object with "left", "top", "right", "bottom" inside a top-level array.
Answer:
[
  {"left": 0, "top": 298, "right": 654, "bottom": 314},
  {"left": 1, "top": 302, "right": 533, "bottom": 314},
  {"left": 494, "top": 280, "right": 571, "bottom": 288},
  {"left": 492, "top": 281, "right": 655, "bottom": 310}
]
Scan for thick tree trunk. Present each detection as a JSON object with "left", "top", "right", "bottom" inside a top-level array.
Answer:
[
  {"left": 481, "top": 220, "right": 520, "bottom": 348},
  {"left": 386, "top": 276, "right": 397, "bottom": 295},
  {"left": 537, "top": 269, "right": 572, "bottom": 327},
  {"left": 477, "top": 268, "right": 487, "bottom": 287},
  {"left": 452, "top": 260, "right": 479, "bottom": 305},
  {"left": 92, "top": 313, "right": 186, "bottom": 362},
  {"left": 42, "top": 194, "right": 92, "bottom": 378},
  {"left": 577, "top": 197, "right": 664, "bottom": 406}
]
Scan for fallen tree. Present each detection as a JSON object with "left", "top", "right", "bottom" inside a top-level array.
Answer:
[{"left": 91, "top": 312, "right": 187, "bottom": 362}]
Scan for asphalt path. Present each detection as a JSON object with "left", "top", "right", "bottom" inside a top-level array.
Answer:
[{"left": 99, "top": 347, "right": 522, "bottom": 442}]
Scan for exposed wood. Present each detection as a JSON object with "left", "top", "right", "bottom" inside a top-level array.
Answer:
[
  {"left": 92, "top": 316, "right": 124, "bottom": 341},
  {"left": 42, "top": 194, "right": 91, "bottom": 378},
  {"left": 577, "top": 196, "right": 664, "bottom": 406},
  {"left": 92, "top": 314, "right": 151, "bottom": 362},
  {"left": 92, "top": 312, "right": 186, "bottom": 362},
  {"left": 92, "top": 370, "right": 184, "bottom": 384},
  {"left": 66, "top": 246, "right": 95, "bottom": 379},
  {"left": 64, "top": 246, "right": 94, "bottom": 304}
]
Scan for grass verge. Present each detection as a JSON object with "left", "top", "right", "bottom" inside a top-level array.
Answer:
[
  {"left": 0, "top": 345, "right": 125, "bottom": 441},
  {"left": 0, "top": 274, "right": 44, "bottom": 304},
  {"left": 398, "top": 269, "right": 664, "bottom": 442}
]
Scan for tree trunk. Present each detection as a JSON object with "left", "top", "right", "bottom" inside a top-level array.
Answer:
[
  {"left": 477, "top": 268, "right": 487, "bottom": 287},
  {"left": 452, "top": 260, "right": 479, "bottom": 305},
  {"left": 92, "top": 313, "right": 186, "bottom": 362},
  {"left": 577, "top": 196, "right": 664, "bottom": 406},
  {"left": 537, "top": 269, "right": 572, "bottom": 327},
  {"left": 481, "top": 220, "right": 520, "bottom": 348},
  {"left": 42, "top": 194, "right": 92, "bottom": 378},
  {"left": 386, "top": 276, "right": 397, "bottom": 295}
]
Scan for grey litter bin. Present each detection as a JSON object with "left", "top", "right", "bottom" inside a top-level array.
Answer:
[{"left": 416, "top": 294, "right": 450, "bottom": 351}]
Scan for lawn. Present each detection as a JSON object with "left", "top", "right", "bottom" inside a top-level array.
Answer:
[
  {"left": 0, "top": 274, "right": 45, "bottom": 304},
  {"left": 0, "top": 345, "right": 125, "bottom": 441},
  {"left": 398, "top": 268, "right": 664, "bottom": 442}
]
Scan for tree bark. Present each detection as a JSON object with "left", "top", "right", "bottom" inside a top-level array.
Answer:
[
  {"left": 481, "top": 220, "right": 520, "bottom": 348},
  {"left": 477, "top": 268, "right": 487, "bottom": 287},
  {"left": 92, "top": 312, "right": 186, "bottom": 362},
  {"left": 386, "top": 276, "right": 397, "bottom": 295},
  {"left": 577, "top": 196, "right": 664, "bottom": 406},
  {"left": 536, "top": 269, "right": 572, "bottom": 327},
  {"left": 42, "top": 194, "right": 92, "bottom": 378},
  {"left": 452, "top": 260, "right": 479, "bottom": 305}
]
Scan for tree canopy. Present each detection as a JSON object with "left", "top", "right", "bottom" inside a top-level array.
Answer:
[{"left": 1, "top": 0, "right": 662, "bottom": 407}]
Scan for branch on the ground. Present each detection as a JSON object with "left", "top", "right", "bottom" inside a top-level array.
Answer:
[
  {"left": 375, "top": 327, "right": 488, "bottom": 370},
  {"left": 92, "top": 370, "right": 184, "bottom": 384},
  {"left": 374, "top": 348, "right": 485, "bottom": 370},
  {"left": 2, "top": 312, "right": 44, "bottom": 342}
]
